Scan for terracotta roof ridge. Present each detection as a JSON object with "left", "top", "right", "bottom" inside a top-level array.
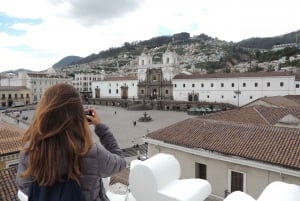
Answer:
[{"left": 252, "top": 106, "right": 272, "bottom": 125}]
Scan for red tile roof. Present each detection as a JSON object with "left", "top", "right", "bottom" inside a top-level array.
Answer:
[
  {"left": 0, "top": 123, "right": 24, "bottom": 155},
  {"left": 204, "top": 106, "right": 300, "bottom": 126},
  {"left": 146, "top": 118, "right": 300, "bottom": 170},
  {"left": 245, "top": 96, "right": 300, "bottom": 108},
  {"left": 0, "top": 166, "right": 18, "bottom": 201},
  {"left": 104, "top": 75, "right": 138, "bottom": 81},
  {"left": 173, "top": 71, "right": 295, "bottom": 80}
]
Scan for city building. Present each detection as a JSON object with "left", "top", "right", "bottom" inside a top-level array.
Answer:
[
  {"left": 0, "top": 86, "right": 31, "bottom": 107},
  {"left": 91, "top": 76, "right": 138, "bottom": 99},
  {"left": 172, "top": 72, "right": 300, "bottom": 106},
  {"left": 0, "top": 70, "right": 72, "bottom": 103},
  {"left": 0, "top": 122, "right": 24, "bottom": 169},
  {"left": 72, "top": 72, "right": 104, "bottom": 99},
  {"left": 145, "top": 117, "right": 300, "bottom": 200}
]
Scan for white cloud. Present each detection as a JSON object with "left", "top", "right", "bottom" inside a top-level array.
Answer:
[{"left": 0, "top": 0, "right": 299, "bottom": 72}]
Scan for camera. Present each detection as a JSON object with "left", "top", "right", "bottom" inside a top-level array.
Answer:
[{"left": 85, "top": 110, "right": 94, "bottom": 122}]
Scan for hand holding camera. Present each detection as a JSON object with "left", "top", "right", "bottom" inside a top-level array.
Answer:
[{"left": 85, "top": 108, "right": 101, "bottom": 125}]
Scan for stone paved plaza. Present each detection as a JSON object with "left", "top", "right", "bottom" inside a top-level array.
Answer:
[{"left": 7, "top": 105, "right": 191, "bottom": 149}]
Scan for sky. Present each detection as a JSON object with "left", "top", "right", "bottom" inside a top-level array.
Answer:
[{"left": 0, "top": 0, "right": 299, "bottom": 72}]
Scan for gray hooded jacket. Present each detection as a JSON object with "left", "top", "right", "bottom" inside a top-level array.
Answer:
[{"left": 16, "top": 124, "right": 126, "bottom": 201}]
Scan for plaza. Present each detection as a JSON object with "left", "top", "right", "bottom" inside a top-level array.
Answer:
[{"left": 6, "top": 105, "right": 191, "bottom": 149}]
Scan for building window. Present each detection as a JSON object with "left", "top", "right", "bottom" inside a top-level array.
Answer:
[
  {"left": 116, "top": 89, "right": 119, "bottom": 94},
  {"left": 280, "top": 82, "right": 284, "bottom": 87},
  {"left": 153, "top": 76, "right": 157, "bottom": 81},
  {"left": 132, "top": 83, "right": 134, "bottom": 86},
  {"left": 254, "top": 82, "right": 258, "bottom": 87},
  {"left": 14, "top": 94, "right": 18, "bottom": 98},
  {"left": 296, "top": 84, "right": 300, "bottom": 88},
  {"left": 116, "top": 83, "right": 118, "bottom": 86},
  {"left": 195, "top": 163, "right": 207, "bottom": 180},
  {"left": 174, "top": 84, "right": 177, "bottom": 88},
  {"left": 250, "top": 96, "right": 253, "bottom": 99},
  {"left": 210, "top": 83, "right": 214, "bottom": 87},
  {"left": 229, "top": 170, "right": 246, "bottom": 193},
  {"left": 20, "top": 94, "right": 24, "bottom": 99},
  {"left": 243, "top": 83, "right": 246, "bottom": 87},
  {"left": 231, "top": 83, "right": 235, "bottom": 87},
  {"left": 165, "top": 90, "right": 169, "bottom": 94},
  {"left": 221, "top": 95, "right": 224, "bottom": 99},
  {"left": 183, "top": 84, "right": 185, "bottom": 88},
  {"left": 109, "top": 83, "right": 111, "bottom": 87},
  {"left": 109, "top": 89, "right": 111, "bottom": 94},
  {"left": 207, "top": 95, "right": 210, "bottom": 99},
  {"left": 192, "top": 83, "right": 195, "bottom": 87},
  {"left": 267, "top": 82, "right": 270, "bottom": 87},
  {"left": 234, "top": 95, "right": 236, "bottom": 99},
  {"left": 221, "top": 83, "right": 224, "bottom": 87},
  {"left": 141, "top": 90, "right": 144, "bottom": 94},
  {"left": 201, "top": 83, "right": 204, "bottom": 87}
]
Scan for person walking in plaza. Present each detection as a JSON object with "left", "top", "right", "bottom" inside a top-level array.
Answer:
[{"left": 16, "top": 83, "right": 126, "bottom": 201}]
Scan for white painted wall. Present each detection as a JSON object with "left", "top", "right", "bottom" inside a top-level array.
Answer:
[
  {"left": 173, "top": 75, "right": 298, "bottom": 106},
  {"left": 92, "top": 79, "right": 138, "bottom": 99}
]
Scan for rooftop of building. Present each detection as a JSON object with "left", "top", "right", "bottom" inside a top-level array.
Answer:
[
  {"left": 244, "top": 95, "right": 300, "bottom": 108},
  {"left": 0, "top": 86, "right": 29, "bottom": 91},
  {"left": 103, "top": 75, "right": 138, "bottom": 81},
  {"left": 146, "top": 118, "right": 300, "bottom": 170},
  {"left": 173, "top": 71, "right": 296, "bottom": 80},
  {"left": 204, "top": 105, "right": 300, "bottom": 126},
  {"left": 0, "top": 122, "right": 24, "bottom": 155},
  {"left": 0, "top": 166, "right": 18, "bottom": 201}
]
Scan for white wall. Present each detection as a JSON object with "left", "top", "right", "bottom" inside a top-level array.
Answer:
[
  {"left": 173, "top": 75, "right": 297, "bottom": 106},
  {"left": 92, "top": 80, "right": 138, "bottom": 99}
]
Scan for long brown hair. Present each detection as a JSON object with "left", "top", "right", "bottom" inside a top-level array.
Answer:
[{"left": 21, "top": 83, "right": 93, "bottom": 186}]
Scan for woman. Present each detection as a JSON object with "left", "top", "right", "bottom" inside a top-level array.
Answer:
[{"left": 16, "top": 83, "right": 126, "bottom": 201}]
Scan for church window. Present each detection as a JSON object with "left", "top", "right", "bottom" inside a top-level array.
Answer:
[
  {"left": 116, "top": 89, "right": 119, "bottom": 94},
  {"left": 166, "top": 57, "right": 170, "bottom": 64},
  {"left": 153, "top": 76, "right": 157, "bottom": 81},
  {"left": 165, "top": 90, "right": 169, "bottom": 94},
  {"left": 174, "top": 84, "right": 177, "bottom": 88},
  {"left": 109, "top": 89, "right": 111, "bottom": 94},
  {"left": 141, "top": 90, "right": 144, "bottom": 94}
]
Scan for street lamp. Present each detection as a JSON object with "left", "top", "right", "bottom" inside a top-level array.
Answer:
[{"left": 234, "top": 86, "right": 241, "bottom": 107}]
